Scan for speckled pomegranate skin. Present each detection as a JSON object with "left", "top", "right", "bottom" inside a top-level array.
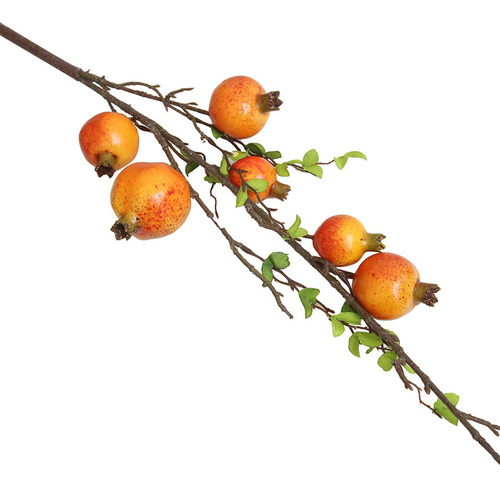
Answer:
[
  {"left": 228, "top": 156, "right": 277, "bottom": 202},
  {"left": 209, "top": 76, "right": 269, "bottom": 139},
  {"left": 110, "top": 163, "right": 191, "bottom": 240},
  {"left": 79, "top": 112, "right": 139, "bottom": 171},
  {"left": 313, "top": 215, "right": 370, "bottom": 267},
  {"left": 352, "top": 252, "right": 421, "bottom": 320}
]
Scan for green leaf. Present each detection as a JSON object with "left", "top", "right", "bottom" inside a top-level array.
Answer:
[
  {"left": 331, "top": 316, "right": 345, "bottom": 337},
  {"left": 219, "top": 157, "right": 229, "bottom": 176},
  {"left": 246, "top": 178, "right": 269, "bottom": 193},
  {"left": 377, "top": 351, "right": 397, "bottom": 371},
  {"left": 344, "top": 151, "right": 367, "bottom": 160},
  {"left": 334, "top": 156, "right": 348, "bottom": 170},
  {"left": 304, "top": 164, "right": 323, "bottom": 178},
  {"left": 204, "top": 174, "right": 220, "bottom": 184},
  {"left": 434, "top": 393, "right": 460, "bottom": 426},
  {"left": 236, "top": 187, "right": 248, "bottom": 207},
  {"left": 283, "top": 159, "right": 303, "bottom": 165},
  {"left": 357, "top": 332, "right": 383, "bottom": 348},
  {"left": 286, "top": 215, "right": 309, "bottom": 239},
  {"left": 341, "top": 301, "right": 357, "bottom": 314},
  {"left": 335, "top": 311, "right": 362, "bottom": 325},
  {"left": 229, "top": 151, "right": 248, "bottom": 161},
  {"left": 299, "top": 288, "right": 320, "bottom": 319},
  {"left": 211, "top": 126, "right": 224, "bottom": 139},
  {"left": 185, "top": 161, "right": 199, "bottom": 176},
  {"left": 334, "top": 151, "right": 367, "bottom": 170},
  {"left": 302, "top": 149, "right": 319, "bottom": 166},
  {"left": 265, "top": 150, "right": 282, "bottom": 159},
  {"left": 275, "top": 163, "right": 290, "bottom": 177},
  {"left": 261, "top": 259, "right": 274, "bottom": 285},
  {"left": 268, "top": 252, "right": 290, "bottom": 269},
  {"left": 404, "top": 364, "right": 416, "bottom": 374},
  {"left": 348, "top": 334, "right": 361, "bottom": 358},
  {"left": 246, "top": 143, "right": 265, "bottom": 155}
]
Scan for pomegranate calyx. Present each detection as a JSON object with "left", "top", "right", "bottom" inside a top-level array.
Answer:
[
  {"left": 269, "top": 181, "right": 291, "bottom": 201},
  {"left": 110, "top": 215, "right": 140, "bottom": 241},
  {"left": 257, "top": 91, "right": 283, "bottom": 113},
  {"left": 414, "top": 282, "right": 441, "bottom": 307},
  {"left": 366, "top": 233, "right": 387, "bottom": 252},
  {"left": 95, "top": 152, "right": 117, "bottom": 178}
]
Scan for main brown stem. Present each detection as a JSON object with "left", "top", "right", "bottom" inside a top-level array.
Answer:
[{"left": 2, "top": 21, "right": 499, "bottom": 466}]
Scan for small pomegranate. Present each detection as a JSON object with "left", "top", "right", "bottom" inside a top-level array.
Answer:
[
  {"left": 79, "top": 112, "right": 139, "bottom": 178},
  {"left": 352, "top": 252, "right": 440, "bottom": 320},
  {"left": 209, "top": 76, "right": 282, "bottom": 139},
  {"left": 110, "top": 162, "right": 191, "bottom": 240},
  {"left": 228, "top": 156, "right": 290, "bottom": 203},
  {"left": 313, "top": 215, "right": 385, "bottom": 267}
]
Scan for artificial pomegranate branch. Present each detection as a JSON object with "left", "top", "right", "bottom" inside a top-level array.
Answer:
[{"left": 2, "top": 21, "right": 500, "bottom": 466}]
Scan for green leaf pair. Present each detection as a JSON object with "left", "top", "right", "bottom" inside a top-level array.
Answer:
[
  {"left": 299, "top": 288, "right": 320, "bottom": 318},
  {"left": 285, "top": 215, "right": 308, "bottom": 240},
  {"left": 348, "top": 332, "right": 383, "bottom": 357},
  {"left": 434, "top": 393, "right": 460, "bottom": 426},
  {"left": 261, "top": 252, "right": 291, "bottom": 286},
  {"left": 280, "top": 148, "right": 323, "bottom": 178},
  {"left": 334, "top": 151, "right": 367, "bottom": 170},
  {"left": 245, "top": 142, "right": 282, "bottom": 160}
]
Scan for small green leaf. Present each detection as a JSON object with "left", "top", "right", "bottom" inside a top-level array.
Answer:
[
  {"left": 275, "top": 163, "right": 290, "bottom": 177},
  {"left": 348, "top": 333, "right": 361, "bottom": 358},
  {"left": 404, "top": 364, "right": 416, "bottom": 374},
  {"left": 344, "top": 151, "right": 367, "bottom": 160},
  {"left": 299, "top": 288, "right": 320, "bottom": 319},
  {"left": 331, "top": 316, "right": 345, "bottom": 337},
  {"left": 286, "top": 215, "right": 309, "bottom": 239},
  {"left": 434, "top": 393, "right": 460, "bottom": 426},
  {"left": 335, "top": 311, "right": 362, "bottom": 325},
  {"left": 304, "top": 164, "right": 323, "bottom": 178},
  {"left": 268, "top": 252, "right": 290, "bottom": 269},
  {"left": 265, "top": 150, "right": 282, "bottom": 159},
  {"left": 357, "top": 332, "right": 383, "bottom": 348},
  {"left": 236, "top": 187, "right": 248, "bottom": 207},
  {"left": 211, "top": 126, "right": 224, "bottom": 139},
  {"left": 246, "top": 178, "right": 269, "bottom": 193},
  {"left": 282, "top": 159, "right": 303, "bottom": 165},
  {"left": 185, "top": 161, "right": 199, "bottom": 176},
  {"left": 229, "top": 151, "right": 248, "bottom": 162},
  {"left": 219, "top": 157, "right": 229, "bottom": 176},
  {"left": 334, "top": 156, "right": 348, "bottom": 170},
  {"left": 246, "top": 143, "right": 265, "bottom": 155},
  {"left": 334, "top": 151, "right": 367, "bottom": 170},
  {"left": 341, "top": 301, "right": 357, "bottom": 314},
  {"left": 261, "top": 259, "right": 274, "bottom": 285},
  {"left": 204, "top": 174, "right": 220, "bottom": 184},
  {"left": 302, "top": 149, "right": 319, "bottom": 166},
  {"left": 378, "top": 351, "right": 397, "bottom": 371}
]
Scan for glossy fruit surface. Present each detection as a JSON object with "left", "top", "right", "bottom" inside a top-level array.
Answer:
[
  {"left": 110, "top": 162, "right": 191, "bottom": 240},
  {"left": 313, "top": 215, "right": 385, "bottom": 267},
  {"left": 209, "top": 76, "right": 281, "bottom": 139},
  {"left": 79, "top": 112, "right": 139, "bottom": 177},
  {"left": 228, "top": 156, "right": 290, "bottom": 203},
  {"left": 352, "top": 252, "right": 439, "bottom": 320}
]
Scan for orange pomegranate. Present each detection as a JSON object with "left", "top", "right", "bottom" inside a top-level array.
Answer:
[
  {"left": 313, "top": 215, "right": 385, "bottom": 267},
  {"left": 79, "top": 112, "right": 139, "bottom": 177},
  {"left": 228, "top": 156, "right": 290, "bottom": 203},
  {"left": 209, "top": 76, "right": 282, "bottom": 139},
  {"left": 352, "top": 252, "right": 440, "bottom": 320},
  {"left": 110, "top": 162, "right": 191, "bottom": 240}
]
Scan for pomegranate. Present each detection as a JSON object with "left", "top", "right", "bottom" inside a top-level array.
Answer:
[
  {"left": 110, "top": 162, "right": 191, "bottom": 240},
  {"left": 352, "top": 252, "right": 440, "bottom": 320}
]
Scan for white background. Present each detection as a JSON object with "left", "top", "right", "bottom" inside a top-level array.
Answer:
[{"left": 1, "top": 1, "right": 500, "bottom": 485}]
